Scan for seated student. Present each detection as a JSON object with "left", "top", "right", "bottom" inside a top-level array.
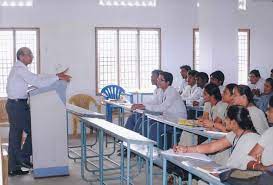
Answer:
[
  {"left": 248, "top": 69, "right": 265, "bottom": 97},
  {"left": 256, "top": 78, "right": 273, "bottom": 112},
  {"left": 246, "top": 96, "right": 273, "bottom": 172},
  {"left": 178, "top": 65, "right": 191, "bottom": 94},
  {"left": 174, "top": 105, "right": 260, "bottom": 171},
  {"left": 201, "top": 83, "right": 237, "bottom": 132},
  {"left": 210, "top": 70, "right": 225, "bottom": 93},
  {"left": 133, "top": 71, "right": 187, "bottom": 142},
  {"left": 125, "top": 69, "right": 163, "bottom": 131},
  {"left": 192, "top": 72, "right": 209, "bottom": 106},
  {"left": 181, "top": 70, "right": 202, "bottom": 106},
  {"left": 233, "top": 85, "right": 269, "bottom": 135},
  {"left": 198, "top": 84, "right": 228, "bottom": 125},
  {"left": 179, "top": 84, "right": 227, "bottom": 146}
]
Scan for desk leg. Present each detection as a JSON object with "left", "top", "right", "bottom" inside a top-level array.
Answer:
[
  {"left": 147, "top": 118, "right": 150, "bottom": 138},
  {"left": 163, "top": 124, "right": 167, "bottom": 150},
  {"left": 163, "top": 157, "right": 167, "bottom": 185},
  {"left": 99, "top": 129, "right": 104, "bottom": 185},
  {"left": 80, "top": 121, "right": 87, "bottom": 180},
  {"left": 141, "top": 113, "right": 145, "bottom": 136},
  {"left": 156, "top": 122, "right": 159, "bottom": 145},
  {"left": 149, "top": 144, "right": 153, "bottom": 185},
  {"left": 126, "top": 143, "right": 131, "bottom": 185},
  {"left": 188, "top": 173, "right": 192, "bottom": 185},
  {"left": 120, "top": 143, "right": 124, "bottom": 184},
  {"left": 173, "top": 127, "right": 177, "bottom": 145}
]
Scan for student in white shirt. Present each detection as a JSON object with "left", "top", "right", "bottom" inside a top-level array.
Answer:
[
  {"left": 210, "top": 70, "right": 225, "bottom": 93},
  {"left": 233, "top": 85, "right": 269, "bottom": 135},
  {"left": 178, "top": 65, "right": 191, "bottom": 94},
  {"left": 134, "top": 71, "right": 187, "bottom": 142},
  {"left": 6, "top": 47, "right": 71, "bottom": 176},
  {"left": 192, "top": 72, "right": 209, "bottom": 106},
  {"left": 181, "top": 70, "right": 202, "bottom": 106},
  {"left": 247, "top": 96, "right": 273, "bottom": 172},
  {"left": 248, "top": 69, "right": 265, "bottom": 96},
  {"left": 125, "top": 70, "right": 163, "bottom": 131},
  {"left": 174, "top": 105, "right": 260, "bottom": 171}
]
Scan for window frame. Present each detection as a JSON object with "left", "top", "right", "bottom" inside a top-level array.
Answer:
[
  {"left": 238, "top": 28, "right": 250, "bottom": 85},
  {"left": 95, "top": 27, "right": 161, "bottom": 94},
  {"left": 193, "top": 28, "right": 199, "bottom": 70},
  {"left": 0, "top": 27, "right": 40, "bottom": 98}
]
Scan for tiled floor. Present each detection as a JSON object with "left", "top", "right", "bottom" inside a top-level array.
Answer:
[{"left": 8, "top": 136, "right": 164, "bottom": 185}]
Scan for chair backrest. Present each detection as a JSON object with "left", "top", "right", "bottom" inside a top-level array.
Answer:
[
  {"left": 69, "top": 94, "right": 101, "bottom": 112},
  {"left": 101, "top": 85, "right": 125, "bottom": 100},
  {"left": 0, "top": 99, "right": 8, "bottom": 124}
]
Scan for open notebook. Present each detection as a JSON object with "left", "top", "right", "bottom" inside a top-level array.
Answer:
[{"left": 161, "top": 149, "right": 212, "bottom": 162}]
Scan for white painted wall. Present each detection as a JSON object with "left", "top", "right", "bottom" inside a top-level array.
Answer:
[{"left": 0, "top": 0, "right": 198, "bottom": 96}]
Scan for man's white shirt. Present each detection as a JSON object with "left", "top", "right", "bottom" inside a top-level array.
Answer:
[
  {"left": 145, "top": 86, "right": 187, "bottom": 119},
  {"left": 179, "top": 78, "right": 188, "bottom": 94},
  {"left": 181, "top": 84, "right": 203, "bottom": 105},
  {"left": 6, "top": 60, "right": 58, "bottom": 99},
  {"left": 248, "top": 78, "right": 265, "bottom": 93}
]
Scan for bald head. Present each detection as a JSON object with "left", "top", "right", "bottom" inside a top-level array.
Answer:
[{"left": 17, "top": 47, "right": 33, "bottom": 65}]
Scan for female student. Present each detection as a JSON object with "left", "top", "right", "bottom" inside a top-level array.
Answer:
[
  {"left": 198, "top": 83, "right": 228, "bottom": 129},
  {"left": 200, "top": 83, "right": 237, "bottom": 132},
  {"left": 247, "top": 96, "right": 273, "bottom": 172},
  {"left": 174, "top": 105, "right": 260, "bottom": 170},
  {"left": 256, "top": 78, "right": 273, "bottom": 112},
  {"left": 232, "top": 85, "right": 269, "bottom": 134}
]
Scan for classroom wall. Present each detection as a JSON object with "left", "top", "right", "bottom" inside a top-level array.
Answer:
[
  {"left": 0, "top": 0, "right": 198, "bottom": 95},
  {"left": 1, "top": 0, "right": 272, "bottom": 93}
]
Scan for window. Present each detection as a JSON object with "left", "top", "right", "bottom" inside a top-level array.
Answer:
[
  {"left": 193, "top": 28, "right": 200, "bottom": 71},
  {"left": 238, "top": 29, "right": 250, "bottom": 85},
  {"left": 98, "top": 0, "right": 157, "bottom": 7},
  {"left": 0, "top": 28, "right": 39, "bottom": 97},
  {"left": 238, "top": 0, "right": 247, "bottom": 11},
  {"left": 96, "top": 28, "right": 161, "bottom": 93}
]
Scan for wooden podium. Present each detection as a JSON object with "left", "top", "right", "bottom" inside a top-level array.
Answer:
[{"left": 30, "top": 90, "right": 69, "bottom": 178}]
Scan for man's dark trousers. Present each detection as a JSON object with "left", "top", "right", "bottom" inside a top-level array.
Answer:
[{"left": 6, "top": 99, "right": 32, "bottom": 171}]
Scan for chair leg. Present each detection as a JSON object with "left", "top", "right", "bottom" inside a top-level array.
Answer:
[{"left": 72, "top": 118, "right": 78, "bottom": 137}]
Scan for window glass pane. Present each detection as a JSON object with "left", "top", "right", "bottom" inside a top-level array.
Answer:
[
  {"left": 238, "top": 30, "right": 249, "bottom": 85},
  {"left": 96, "top": 28, "right": 160, "bottom": 93},
  {"left": 0, "top": 31, "right": 13, "bottom": 97},
  {"left": 193, "top": 29, "right": 200, "bottom": 71},
  {"left": 16, "top": 30, "right": 38, "bottom": 73},
  {"left": 139, "top": 30, "right": 160, "bottom": 91},
  {"left": 119, "top": 30, "right": 138, "bottom": 91},
  {"left": 97, "top": 30, "right": 118, "bottom": 91}
]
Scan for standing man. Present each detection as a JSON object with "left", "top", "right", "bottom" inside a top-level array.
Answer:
[
  {"left": 178, "top": 65, "right": 191, "bottom": 94},
  {"left": 6, "top": 47, "right": 71, "bottom": 176}
]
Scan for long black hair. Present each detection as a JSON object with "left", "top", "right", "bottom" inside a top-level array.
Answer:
[
  {"left": 204, "top": 83, "right": 222, "bottom": 101},
  {"left": 235, "top": 85, "right": 255, "bottom": 104},
  {"left": 227, "top": 105, "right": 256, "bottom": 132}
]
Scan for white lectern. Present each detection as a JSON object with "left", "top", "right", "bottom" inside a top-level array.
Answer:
[{"left": 29, "top": 87, "right": 69, "bottom": 178}]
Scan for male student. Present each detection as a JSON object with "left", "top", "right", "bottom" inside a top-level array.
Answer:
[
  {"left": 6, "top": 47, "right": 71, "bottom": 176},
  {"left": 210, "top": 70, "right": 225, "bottom": 93},
  {"left": 178, "top": 65, "right": 191, "bottom": 94},
  {"left": 181, "top": 70, "right": 202, "bottom": 106},
  {"left": 132, "top": 71, "right": 187, "bottom": 142},
  {"left": 125, "top": 69, "right": 163, "bottom": 131},
  {"left": 193, "top": 72, "right": 209, "bottom": 106},
  {"left": 248, "top": 69, "right": 265, "bottom": 96}
]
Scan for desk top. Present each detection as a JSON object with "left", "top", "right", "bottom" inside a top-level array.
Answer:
[
  {"left": 161, "top": 153, "right": 228, "bottom": 185},
  {"left": 66, "top": 104, "right": 105, "bottom": 118},
  {"left": 146, "top": 114, "right": 227, "bottom": 140},
  {"left": 80, "top": 117, "right": 156, "bottom": 145}
]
